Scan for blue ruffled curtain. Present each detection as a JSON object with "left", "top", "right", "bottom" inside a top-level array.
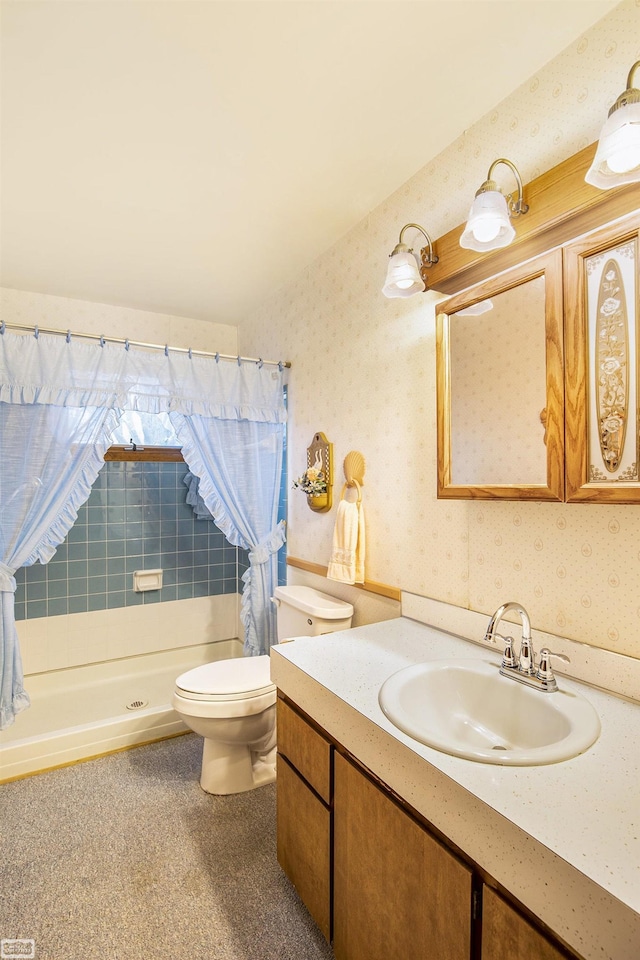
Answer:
[
  {"left": 0, "top": 329, "right": 286, "bottom": 728},
  {"left": 179, "top": 418, "right": 285, "bottom": 656},
  {"left": 0, "top": 332, "right": 129, "bottom": 728},
  {"left": 0, "top": 403, "right": 122, "bottom": 728}
]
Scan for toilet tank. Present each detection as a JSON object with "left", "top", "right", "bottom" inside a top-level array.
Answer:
[{"left": 273, "top": 585, "right": 354, "bottom": 641}]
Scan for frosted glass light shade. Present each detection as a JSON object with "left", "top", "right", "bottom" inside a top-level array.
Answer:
[
  {"left": 585, "top": 101, "right": 640, "bottom": 189},
  {"left": 460, "top": 190, "right": 515, "bottom": 252},
  {"left": 382, "top": 250, "right": 425, "bottom": 298}
]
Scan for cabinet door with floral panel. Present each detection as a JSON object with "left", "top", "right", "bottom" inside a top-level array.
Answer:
[{"left": 564, "top": 211, "right": 640, "bottom": 502}]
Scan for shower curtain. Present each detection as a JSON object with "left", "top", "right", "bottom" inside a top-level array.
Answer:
[
  {"left": 0, "top": 329, "right": 286, "bottom": 728},
  {"left": 177, "top": 419, "right": 285, "bottom": 657}
]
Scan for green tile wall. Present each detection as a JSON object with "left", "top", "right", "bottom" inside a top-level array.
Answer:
[{"left": 14, "top": 461, "right": 247, "bottom": 620}]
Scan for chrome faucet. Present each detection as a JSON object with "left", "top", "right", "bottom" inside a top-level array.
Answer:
[
  {"left": 484, "top": 601, "right": 569, "bottom": 692},
  {"left": 484, "top": 601, "right": 532, "bottom": 655}
]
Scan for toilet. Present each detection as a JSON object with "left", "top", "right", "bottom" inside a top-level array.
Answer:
[{"left": 172, "top": 585, "right": 354, "bottom": 794}]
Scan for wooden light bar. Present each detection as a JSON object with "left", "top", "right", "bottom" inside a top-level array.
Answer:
[{"left": 422, "top": 142, "right": 640, "bottom": 296}]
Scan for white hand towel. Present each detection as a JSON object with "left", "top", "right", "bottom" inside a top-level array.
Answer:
[
  {"left": 355, "top": 500, "right": 365, "bottom": 584},
  {"left": 327, "top": 499, "right": 365, "bottom": 584}
]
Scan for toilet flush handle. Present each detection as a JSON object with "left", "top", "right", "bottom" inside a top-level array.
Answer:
[{"left": 270, "top": 596, "right": 280, "bottom": 607}]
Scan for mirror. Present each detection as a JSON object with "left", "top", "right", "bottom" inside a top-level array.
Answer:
[{"left": 436, "top": 249, "right": 564, "bottom": 500}]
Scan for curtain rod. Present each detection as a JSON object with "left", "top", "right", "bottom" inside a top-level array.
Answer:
[{"left": 0, "top": 322, "right": 291, "bottom": 369}]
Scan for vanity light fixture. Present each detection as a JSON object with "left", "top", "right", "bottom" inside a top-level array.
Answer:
[
  {"left": 460, "top": 158, "right": 529, "bottom": 252},
  {"left": 586, "top": 60, "right": 640, "bottom": 190},
  {"left": 382, "top": 223, "right": 438, "bottom": 298}
]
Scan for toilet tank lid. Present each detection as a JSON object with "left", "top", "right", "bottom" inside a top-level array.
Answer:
[
  {"left": 175, "top": 655, "right": 274, "bottom": 697},
  {"left": 274, "top": 585, "right": 354, "bottom": 619}
]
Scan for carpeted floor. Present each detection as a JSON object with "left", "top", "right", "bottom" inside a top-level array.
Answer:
[{"left": 0, "top": 733, "right": 335, "bottom": 960}]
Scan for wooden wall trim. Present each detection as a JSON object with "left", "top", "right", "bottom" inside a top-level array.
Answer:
[
  {"left": 104, "top": 446, "right": 184, "bottom": 462},
  {"left": 286, "top": 556, "right": 401, "bottom": 603},
  {"left": 422, "top": 142, "right": 640, "bottom": 296}
]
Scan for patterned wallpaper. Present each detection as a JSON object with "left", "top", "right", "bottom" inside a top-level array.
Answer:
[
  {"left": 0, "top": 287, "right": 238, "bottom": 355},
  {"left": 240, "top": 0, "right": 640, "bottom": 657}
]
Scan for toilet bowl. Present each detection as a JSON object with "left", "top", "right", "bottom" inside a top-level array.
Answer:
[
  {"left": 172, "top": 585, "right": 354, "bottom": 794},
  {"left": 173, "top": 656, "right": 277, "bottom": 795}
]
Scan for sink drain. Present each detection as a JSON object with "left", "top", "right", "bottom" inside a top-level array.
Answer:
[
  {"left": 126, "top": 699, "right": 149, "bottom": 711},
  {"left": 491, "top": 745, "right": 508, "bottom": 751}
]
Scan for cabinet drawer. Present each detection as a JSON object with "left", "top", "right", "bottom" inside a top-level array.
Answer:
[
  {"left": 277, "top": 698, "right": 331, "bottom": 803},
  {"left": 481, "top": 886, "right": 570, "bottom": 960},
  {"left": 277, "top": 756, "right": 331, "bottom": 941}
]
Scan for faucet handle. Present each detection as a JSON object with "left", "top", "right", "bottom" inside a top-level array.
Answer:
[
  {"left": 536, "top": 648, "right": 570, "bottom": 683},
  {"left": 486, "top": 632, "right": 519, "bottom": 669},
  {"left": 501, "top": 636, "right": 518, "bottom": 670}
]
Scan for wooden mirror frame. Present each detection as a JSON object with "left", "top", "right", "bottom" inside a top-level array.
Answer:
[{"left": 436, "top": 249, "right": 564, "bottom": 501}]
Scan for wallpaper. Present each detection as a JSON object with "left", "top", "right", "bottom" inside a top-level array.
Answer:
[
  {"left": 0, "top": 286, "right": 238, "bottom": 354},
  {"left": 240, "top": 0, "right": 640, "bottom": 657}
]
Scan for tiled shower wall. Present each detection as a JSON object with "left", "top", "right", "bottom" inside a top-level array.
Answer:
[{"left": 14, "top": 461, "right": 248, "bottom": 620}]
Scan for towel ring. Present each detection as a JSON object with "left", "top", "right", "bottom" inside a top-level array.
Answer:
[{"left": 341, "top": 479, "right": 362, "bottom": 504}]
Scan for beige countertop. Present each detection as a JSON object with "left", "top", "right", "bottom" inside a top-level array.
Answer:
[{"left": 270, "top": 616, "right": 640, "bottom": 960}]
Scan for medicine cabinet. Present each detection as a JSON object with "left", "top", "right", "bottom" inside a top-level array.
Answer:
[
  {"left": 432, "top": 142, "right": 640, "bottom": 504},
  {"left": 436, "top": 250, "right": 564, "bottom": 501}
]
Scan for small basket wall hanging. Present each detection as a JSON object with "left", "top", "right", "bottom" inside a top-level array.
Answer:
[{"left": 292, "top": 432, "right": 333, "bottom": 512}]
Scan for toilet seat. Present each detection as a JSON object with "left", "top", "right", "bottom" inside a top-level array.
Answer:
[{"left": 175, "top": 655, "right": 276, "bottom": 703}]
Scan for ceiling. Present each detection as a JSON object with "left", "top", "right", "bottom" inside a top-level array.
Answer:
[{"left": 0, "top": 1, "right": 618, "bottom": 327}]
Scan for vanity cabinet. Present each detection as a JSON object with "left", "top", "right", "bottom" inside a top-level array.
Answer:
[
  {"left": 276, "top": 695, "right": 585, "bottom": 960},
  {"left": 276, "top": 698, "right": 332, "bottom": 940},
  {"left": 333, "top": 751, "right": 472, "bottom": 960}
]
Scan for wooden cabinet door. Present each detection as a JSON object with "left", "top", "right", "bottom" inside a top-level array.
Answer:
[
  {"left": 564, "top": 211, "right": 640, "bottom": 502},
  {"left": 276, "top": 755, "right": 331, "bottom": 941},
  {"left": 333, "top": 752, "right": 472, "bottom": 960},
  {"left": 481, "top": 886, "right": 570, "bottom": 960}
]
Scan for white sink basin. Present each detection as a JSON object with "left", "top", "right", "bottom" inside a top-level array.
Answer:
[{"left": 378, "top": 659, "right": 600, "bottom": 765}]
